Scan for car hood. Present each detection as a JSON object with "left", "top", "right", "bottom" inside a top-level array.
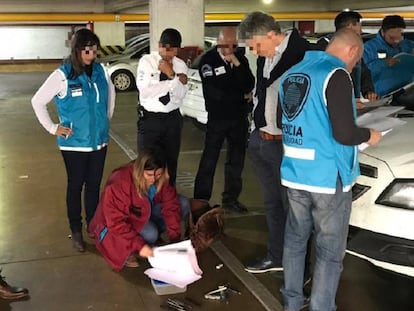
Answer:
[
  {"left": 360, "top": 115, "right": 414, "bottom": 178},
  {"left": 351, "top": 114, "right": 414, "bottom": 242}
]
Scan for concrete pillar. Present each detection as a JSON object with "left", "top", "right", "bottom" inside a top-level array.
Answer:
[
  {"left": 149, "top": 0, "right": 205, "bottom": 52},
  {"left": 93, "top": 21, "right": 126, "bottom": 58},
  {"left": 94, "top": 22, "right": 125, "bottom": 46},
  {"left": 314, "top": 20, "right": 335, "bottom": 33}
]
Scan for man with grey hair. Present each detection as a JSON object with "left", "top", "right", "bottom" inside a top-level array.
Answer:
[{"left": 239, "top": 11, "right": 310, "bottom": 274}]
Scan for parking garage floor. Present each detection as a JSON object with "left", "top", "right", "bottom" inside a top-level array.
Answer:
[{"left": 0, "top": 71, "right": 413, "bottom": 311}]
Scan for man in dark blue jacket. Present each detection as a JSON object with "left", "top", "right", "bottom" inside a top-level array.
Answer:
[{"left": 192, "top": 27, "right": 255, "bottom": 213}]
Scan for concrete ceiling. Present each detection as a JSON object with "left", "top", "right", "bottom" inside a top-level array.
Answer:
[
  {"left": 1, "top": 0, "right": 413, "bottom": 14},
  {"left": 104, "top": 0, "right": 414, "bottom": 14}
]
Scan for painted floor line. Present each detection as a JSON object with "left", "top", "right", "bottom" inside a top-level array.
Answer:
[
  {"left": 211, "top": 241, "right": 284, "bottom": 311},
  {"left": 110, "top": 129, "right": 137, "bottom": 159}
]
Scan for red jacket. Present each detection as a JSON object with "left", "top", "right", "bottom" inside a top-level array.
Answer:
[{"left": 89, "top": 163, "right": 181, "bottom": 271}]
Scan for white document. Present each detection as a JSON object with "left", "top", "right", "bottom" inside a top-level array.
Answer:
[
  {"left": 356, "top": 106, "right": 407, "bottom": 151},
  {"left": 361, "top": 96, "right": 392, "bottom": 108},
  {"left": 359, "top": 116, "right": 406, "bottom": 132},
  {"left": 356, "top": 106, "right": 405, "bottom": 130},
  {"left": 356, "top": 106, "right": 404, "bottom": 126},
  {"left": 144, "top": 240, "right": 202, "bottom": 288}
]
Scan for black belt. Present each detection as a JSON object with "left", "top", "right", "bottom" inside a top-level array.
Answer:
[{"left": 138, "top": 106, "right": 180, "bottom": 119}]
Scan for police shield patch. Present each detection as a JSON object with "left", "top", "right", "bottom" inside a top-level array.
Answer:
[
  {"left": 281, "top": 73, "right": 310, "bottom": 121},
  {"left": 201, "top": 64, "right": 213, "bottom": 77}
]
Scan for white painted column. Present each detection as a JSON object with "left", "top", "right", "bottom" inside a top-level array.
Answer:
[
  {"left": 149, "top": 0, "right": 205, "bottom": 52},
  {"left": 94, "top": 22, "right": 126, "bottom": 46}
]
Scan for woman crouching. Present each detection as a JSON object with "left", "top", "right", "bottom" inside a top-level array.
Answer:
[{"left": 89, "top": 147, "right": 189, "bottom": 270}]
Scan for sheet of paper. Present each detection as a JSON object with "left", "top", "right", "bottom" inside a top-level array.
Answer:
[
  {"left": 360, "top": 116, "right": 406, "bottom": 132},
  {"left": 148, "top": 240, "right": 202, "bottom": 275},
  {"left": 361, "top": 96, "right": 392, "bottom": 108},
  {"left": 356, "top": 106, "right": 405, "bottom": 128},
  {"left": 357, "top": 105, "right": 408, "bottom": 151},
  {"left": 144, "top": 239, "right": 203, "bottom": 288}
]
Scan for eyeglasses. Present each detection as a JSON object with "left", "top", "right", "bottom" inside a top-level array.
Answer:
[{"left": 81, "top": 45, "right": 99, "bottom": 55}]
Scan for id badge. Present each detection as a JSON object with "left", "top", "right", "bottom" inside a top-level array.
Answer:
[
  {"left": 214, "top": 66, "right": 226, "bottom": 76},
  {"left": 69, "top": 83, "right": 83, "bottom": 97}
]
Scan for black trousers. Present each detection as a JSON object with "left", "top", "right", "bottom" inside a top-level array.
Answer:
[
  {"left": 194, "top": 117, "right": 248, "bottom": 203},
  {"left": 61, "top": 147, "right": 107, "bottom": 233},
  {"left": 137, "top": 108, "right": 183, "bottom": 185}
]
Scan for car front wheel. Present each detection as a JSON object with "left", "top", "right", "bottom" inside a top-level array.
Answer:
[{"left": 111, "top": 69, "right": 135, "bottom": 92}]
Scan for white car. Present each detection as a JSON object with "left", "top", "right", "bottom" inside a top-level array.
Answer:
[
  {"left": 99, "top": 33, "right": 150, "bottom": 64},
  {"left": 180, "top": 56, "right": 207, "bottom": 127},
  {"left": 100, "top": 39, "right": 150, "bottom": 92},
  {"left": 347, "top": 101, "right": 414, "bottom": 277}
]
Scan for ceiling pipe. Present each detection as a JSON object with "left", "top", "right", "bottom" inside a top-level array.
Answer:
[
  {"left": 1, "top": 12, "right": 414, "bottom": 23},
  {"left": 0, "top": 13, "right": 150, "bottom": 23},
  {"left": 206, "top": 12, "right": 414, "bottom": 21}
]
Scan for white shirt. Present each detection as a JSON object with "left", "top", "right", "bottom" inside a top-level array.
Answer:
[
  {"left": 31, "top": 63, "right": 115, "bottom": 135},
  {"left": 136, "top": 52, "right": 188, "bottom": 113},
  {"left": 258, "top": 30, "right": 292, "bottom": 135}
]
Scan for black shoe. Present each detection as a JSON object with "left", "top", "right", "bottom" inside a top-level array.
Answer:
[
  {"left": 0, "top": 274, "right": 29, "bottom": 300},
  {"left": 71, "top": 231, "right": 85, "bottom": 252},
  {"left": 244, "top": 257, "right": 283, "bottom": 273},
  {"left": 222, "top": 201, "right": 248, "bottom": 213}
]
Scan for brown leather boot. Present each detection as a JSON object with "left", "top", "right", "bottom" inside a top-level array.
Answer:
[
  {"left": 0, "top": 273, "right": 29, "bottom": 300},
  {"left": 71, "top": 231, "right": 85, "bottom": 252}
]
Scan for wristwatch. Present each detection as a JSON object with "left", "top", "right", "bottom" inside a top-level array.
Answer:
[{"left": 168, "top": 72, "right": 176, "bottom": 80}]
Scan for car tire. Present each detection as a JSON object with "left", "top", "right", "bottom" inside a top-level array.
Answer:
[{"left": 111, "top": 69, "right": 136, "bottom": 92}]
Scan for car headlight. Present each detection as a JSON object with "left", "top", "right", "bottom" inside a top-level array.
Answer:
[{"left": 375, "top": 179, "right": 414, "bottom": 210}]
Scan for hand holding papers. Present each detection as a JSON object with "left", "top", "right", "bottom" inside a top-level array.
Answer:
[
  {"left": 360, "top": 96, "right": 392, "bottom": 109},
  {"left": 356, "top": 106, "right": 407, "bottom": 151},
  {"left": 144, "top": 240, "right": 202, "bottom": 288}
]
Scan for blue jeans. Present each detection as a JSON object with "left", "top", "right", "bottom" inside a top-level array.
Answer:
[
  {"left": 248, "top": 129, "right": 286, "bottom": 264},
  {"left": 281, "top": 177, "right": 351, "bottom": 311},
  {"left": 140, "top": 194, "right": 190, "bottom": 244}
]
